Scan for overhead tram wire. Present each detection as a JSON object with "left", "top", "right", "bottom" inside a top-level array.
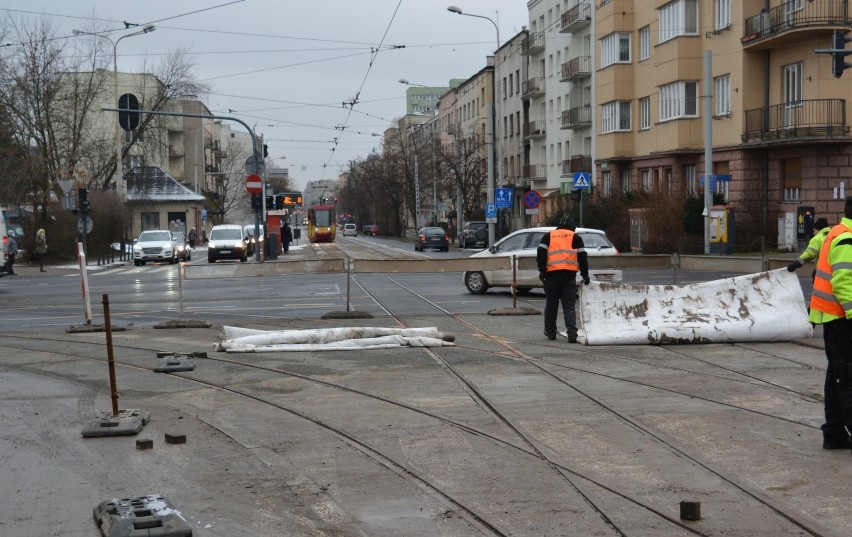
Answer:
[{"left": 321, "top": 0, "right": 404, "bottom": 178}]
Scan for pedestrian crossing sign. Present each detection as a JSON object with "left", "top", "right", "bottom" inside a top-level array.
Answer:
[{"left": 573, "top": 172, "right": 590, "bottom": 190}]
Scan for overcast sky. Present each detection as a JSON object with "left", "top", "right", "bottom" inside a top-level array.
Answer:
[{"left": 5, "top": 1, "right": 530, "bottom": 189}]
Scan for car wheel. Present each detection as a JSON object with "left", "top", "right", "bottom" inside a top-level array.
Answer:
[
  {"left": 442, "top": 247, "right": 448, "bottom": 252},
  {"left": 169, "top": 255, "right": 176, "bottom": 265},
  {"left": 240, "top": 253, "right": 247, "bottom": 262},
  {"left": 134, "top": 260, "right": 141, "bottom": 266},
  {"left": 208, "top": 256, "right": 215, "bottom": 263},
  {"left": 141, "top": 261, "right": 146, "bottom": 266},
  {"left": 464, "top": 272, "right": 489, "bottom": 294},
  {"left": 187, "top": 252, "right": 191, "bottom": 261},
  {"left": 516, "top": 287, "right": 532, "bottom": 295}
]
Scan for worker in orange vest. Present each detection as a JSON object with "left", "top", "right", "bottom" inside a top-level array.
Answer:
[{"left": 537, "top": 214, "right": 589, "bottom": 342}]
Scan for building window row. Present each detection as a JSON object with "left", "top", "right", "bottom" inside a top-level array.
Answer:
[
  {"left": 601, "top": 101, "right": 631, "bottom": 133},
  {"left": 601, "top": 32, "right": 630, "bottom": 68},
  {"left": 659, "top": 81, "right": 698, "bottom": 121}
]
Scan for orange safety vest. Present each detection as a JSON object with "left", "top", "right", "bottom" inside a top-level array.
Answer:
[
  {"left": 546, "top": 229, "right": 580, "bottom": 272},
  {"left": 809, "top": 223, "right": 852, "bottom": 318}
]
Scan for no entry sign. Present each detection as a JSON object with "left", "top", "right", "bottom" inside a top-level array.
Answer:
[{"left": 245, "top": 174, "right": 263, "bottom": 195}]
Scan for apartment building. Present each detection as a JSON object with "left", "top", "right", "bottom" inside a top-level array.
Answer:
[
  {"left": 594, "top": 0, "right": 852, "bottom": 240},
  {"left": 403, "top": 80, "right": 465, "bottom": 114},
  {"left": 524, "top": 0, "right": 594, "bottom": 223},
  {"left": 496, "top": 29, "right": 531, "bottom": 231}
]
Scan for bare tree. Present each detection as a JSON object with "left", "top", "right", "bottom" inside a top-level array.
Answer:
[{"left": 437, "top": 123, "right": 486, "bottom": 220}]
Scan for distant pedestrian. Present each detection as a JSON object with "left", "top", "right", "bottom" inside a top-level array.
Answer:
[
  {"left": 4, "top": 231, "right": 18, "bottom": 275},
  {"left": 809, "top": 197, "right": 852, "bottom": 450},
  {"left": 788, "top": 218, "right": 830, "bottom": 278},
  {"left": 188, "top": 227, "right": 197, "bottom": 249},
  {"left": 281, "top": 222, "right": 293, "bottom": 254},
  {"left": 536, "top": 215, "right": 589, "bottom": 342},
  {"left": 35, "top": 228, "right": 47, "bottom": 272}
]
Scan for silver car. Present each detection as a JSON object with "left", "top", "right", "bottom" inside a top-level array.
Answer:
[{"left": 463, "top": 226, "right": 622, "bottom": 294}]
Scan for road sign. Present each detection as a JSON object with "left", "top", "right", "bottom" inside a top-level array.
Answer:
[
  {"left": 495, "top": 188, "right": 514, "bottom": 209},
  {"left": 485, "top": 203, "right": 497, "bottom": 223},
  {"left": 77, "top": 216, "right": 93, "bottom": 235},
  {"left": 244, "top": 155, "right": 265, "bottom": 174},
  {"left": 573, "top": 172, "right": 591, "bottom": 189},
  {"left": 245, "top": 174, "right": 263, "bottom": 195},
  {"left": 523, "top": 190, "right": 541, "bottom": 209}
]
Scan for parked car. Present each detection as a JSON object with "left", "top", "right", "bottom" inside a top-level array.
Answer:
[
  {"left": 462, "top": 226, "right": 622, "bottom": 294},
  {"left": 208, "top": 224, "right": 248, "bottom": 263},
  {"left": 363, "top": 224, "right": 382, "bottom": 236},
  {"left": 459, "top": 221, "right": 488, "bottom": 248},
  {"left": 133, "top": 230, "right": 177, "bottom": 266},
  {"left": 415, "top": 227, "right": 449, "bottom": 252},
  {"left": 173, "top": 231, "right": 191, "bottom": 262},
  {"left": 342, "top": 223, "right": 358, "bottom": 237},
  {"left": 243, "top": 224, "right": 264, "bottom": 255}
]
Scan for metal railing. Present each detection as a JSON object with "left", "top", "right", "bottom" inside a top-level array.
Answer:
[
  {"left": 521, "top": 32, "right": 544, "bottom": 54},
  {"left": 521, "top": 77, "right": 545, "bottom": 98},
  {"left": 561, "top": 56, "right": 592, "bottom": 80},
  {"left": 522, "top": 120, "right": 546, "bottom": 138},
  {"left": 561, "top": 156, "right": 592, "bottom": 176},
  {"left": 522, "top": 164, "right": 547, "bottom": 179},
  {"left": 560, "top": 1, "right": 592, "bottom": 32},
  {"left": 742, "top": 0, "right": 850, "bottom": 44},
  {"left": 561, "top": 105, "right": 593, "bottom": 129},
  {"left": 742, "top": 98, "right": 847, "bottom": 142}
]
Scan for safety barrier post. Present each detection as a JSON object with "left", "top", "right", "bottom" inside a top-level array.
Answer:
[{"left": 78, "top": 242, "right": 92, "bottom": 324}]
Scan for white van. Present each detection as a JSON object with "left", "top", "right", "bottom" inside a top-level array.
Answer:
[{"left": 342, "top": 223, "right": 357, "bottom": 237}]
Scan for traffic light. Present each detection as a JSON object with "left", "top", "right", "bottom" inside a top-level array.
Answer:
[
  {"left": 265, "top": 195, "right": 275, "bottom": 210},
  {"left": 832, "top": 30, "right": 852, "bottom": 78},
  {"left": 262, "top": 144, "right": 269, "bottom": 158},
  {"left": 251, "top": 194, "right": 261, "bottom": 211},
  {"left": 78, "top": 187, "right": 90, "bottom": 212},
  {"left": 275, "top": 194, "right": 284, "bottom": 208},
  {"left": 569, "top": 189, "right": 582, "bottom": 202}
]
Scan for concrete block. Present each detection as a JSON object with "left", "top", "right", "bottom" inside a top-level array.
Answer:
[
  {"left": 136, "top": 439, "right": 153, "bottom": 450},
  {"left": 165, "top": 433, "right": 186, "bottom": 445}
]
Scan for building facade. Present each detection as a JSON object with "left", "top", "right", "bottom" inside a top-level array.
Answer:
[{"left": 594, "top": 0, "right": 852, "bottom": 244}]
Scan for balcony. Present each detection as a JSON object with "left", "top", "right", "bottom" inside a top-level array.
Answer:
[
  {"left": 741, "top": 0, "right": 850, "bottom": 49},
  {"left": 523, "top": 164, "right": 547, "bottom": 180},
  {"left": 742, "top": 99, "right": 848, "bottom": 143},
  {"left": 560, "top": 56, "right": 592, "bottom": 82},
  {"left": 521, "top": 32, "right": 544, "bottom": 55},
  {"left": 521, "top": 77, "right": 545, "bottom": 99},
  {"left": 560, "top": 1, "right": 592, "bottom": 33},
  {"left": 522, "top": 120, "right": 546, "bottom": 139},
  {"left": 561, "top": 156, "right": 592, "bottom": 177},
  {"left": 561, "top": 105, "right": 592, "bottom": 129}
]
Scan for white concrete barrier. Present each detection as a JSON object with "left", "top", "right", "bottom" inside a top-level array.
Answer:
[{"left": 578, "top": 268, "right": 812, "bottom": 345}]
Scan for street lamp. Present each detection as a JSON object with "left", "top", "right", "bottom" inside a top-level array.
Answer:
[
  {"left": 447, "top": 5, "right": 502, "bottom": 247},
  {"left": 73, "top": 25, "right": 156, "bottom": 201}
]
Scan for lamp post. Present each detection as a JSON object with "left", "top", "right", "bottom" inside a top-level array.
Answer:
[
  {"left": 73, "top": 25, "right": 156, "bottom": 201},
  {"left": 447, "top": 5, "right": 502, "bottom": 247}
]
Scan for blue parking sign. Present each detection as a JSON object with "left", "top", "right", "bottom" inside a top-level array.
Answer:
[{"left": 485, "top": 203, "right": 497, "bottom": 218}]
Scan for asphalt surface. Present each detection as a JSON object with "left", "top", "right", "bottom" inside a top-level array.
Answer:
[{"left": 0, "top": 239, "right": 846, "bottom": 537}]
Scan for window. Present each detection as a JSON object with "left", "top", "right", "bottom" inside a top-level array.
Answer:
[
  {"left": 641, "top": 169, "right": 650, "bottom": 192},
  {"left": 508, "top": 73, "right": 513, "bottom": 96},
  {"left": 783, "top": 158, "right": 802, "bottom": 202},
  {"left": 714, "top": 162, "right": 730, "bottom": 202},
  {"left": 639, "top": 26, "right": 651, "bottom": 61},
  {"left": 601, "top": 33, "right": 631, "bottom": 68},
  {"left": 714, "top": 75, "right": 731, "bottom": 117},
  {"left": 621, "top": 169, "right": 631, "bottom": 193},
  {"left": 659, "top": 0, "right": 698, "bottom": 43},
  {"left": 715, "top": 0, "right": 731, "bottom": 30},
  {"left": 141, "top": 212, "right": 160, "bottom": 231},
  {"left": 601, "top": 101, "right": 631, "bottom": 133},
  {"left": 685, "top": 164, "right": 697, "bottom": 195},
  {"left": 659, "top": 81, "right": 698, "bottom": 121},
  {"left": 602, "top": 171, "right": 612, "bottom": 196},
  {"left": 639, "top": 97, "right": 651, "bottom": 130}
]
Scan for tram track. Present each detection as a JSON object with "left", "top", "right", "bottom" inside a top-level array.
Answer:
[{"left": 0, "top": 271, "right": 836, "bottom": 535}]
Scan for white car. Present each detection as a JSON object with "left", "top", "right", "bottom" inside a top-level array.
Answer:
[
  {"left": 133, "top": 230, "right": 177, "bottom": 266},
  {"left": 463, "top": 226, "right": 622, "bottom": 294},
  {"left": 342, "top": 223, "right": 357, "bottom": 237}
]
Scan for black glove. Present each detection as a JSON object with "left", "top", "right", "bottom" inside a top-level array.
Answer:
[
  {"left": 582, "top": 275, "right": 590, "bottom": 285},
  {"left": 786, "top": 260, "right": 802, "bottom": 272},
  {"left": 538, "top": 272, "right": 546, "bottom": 283}
]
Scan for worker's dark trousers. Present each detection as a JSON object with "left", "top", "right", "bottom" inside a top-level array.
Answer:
[
  {"left": 822, "top": 318, "right": 852, "bottom": 441},
  {"left": 543, "top": 271, "right": 578, "bottom": 338}
]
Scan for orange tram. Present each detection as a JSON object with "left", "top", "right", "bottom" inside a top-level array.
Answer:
[{"left": 307, "top": 204, "right": 336, "bottom": 243}]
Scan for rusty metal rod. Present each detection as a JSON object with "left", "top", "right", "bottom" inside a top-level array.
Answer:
[{"left": 102, "top": 293, "right": 120, "bottom": 416}]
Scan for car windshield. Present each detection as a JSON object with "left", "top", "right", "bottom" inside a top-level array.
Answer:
[
  {"left": 211, "top": 229, "right": 243, "bottom": 240},
  {"left": 243, "top": 225, "right": 264, "bottom": 236},
  {"left": 173, "top": 233, "right": 186, "bottom": 243},
  {"left": 139, "top": 231, "right": 171, "bottom": 242},
  {"left": 424, "top": 228, "right": 444, "bottom": 237},
  {"left": 580, "top": 232, "right": 615, "bottom": 249}
]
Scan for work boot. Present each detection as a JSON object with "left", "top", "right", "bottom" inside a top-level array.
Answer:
[
  {"left": 822, "top": 436, "right": 852, "bottom": 449},
  {"left": 543, "top": 329, "right": 556, "bottom": 341}
]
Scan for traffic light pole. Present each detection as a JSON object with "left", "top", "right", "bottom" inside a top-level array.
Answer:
[
  {"left": 815, "top": 30, "right": 852, "bottom": 78},
  {"left": 102, "top": 107, "right": 264, "bottom": 260}
]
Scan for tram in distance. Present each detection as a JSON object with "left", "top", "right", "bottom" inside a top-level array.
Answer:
[{"left": 307, "top": 204, "right": 336, "bottom": 243}]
